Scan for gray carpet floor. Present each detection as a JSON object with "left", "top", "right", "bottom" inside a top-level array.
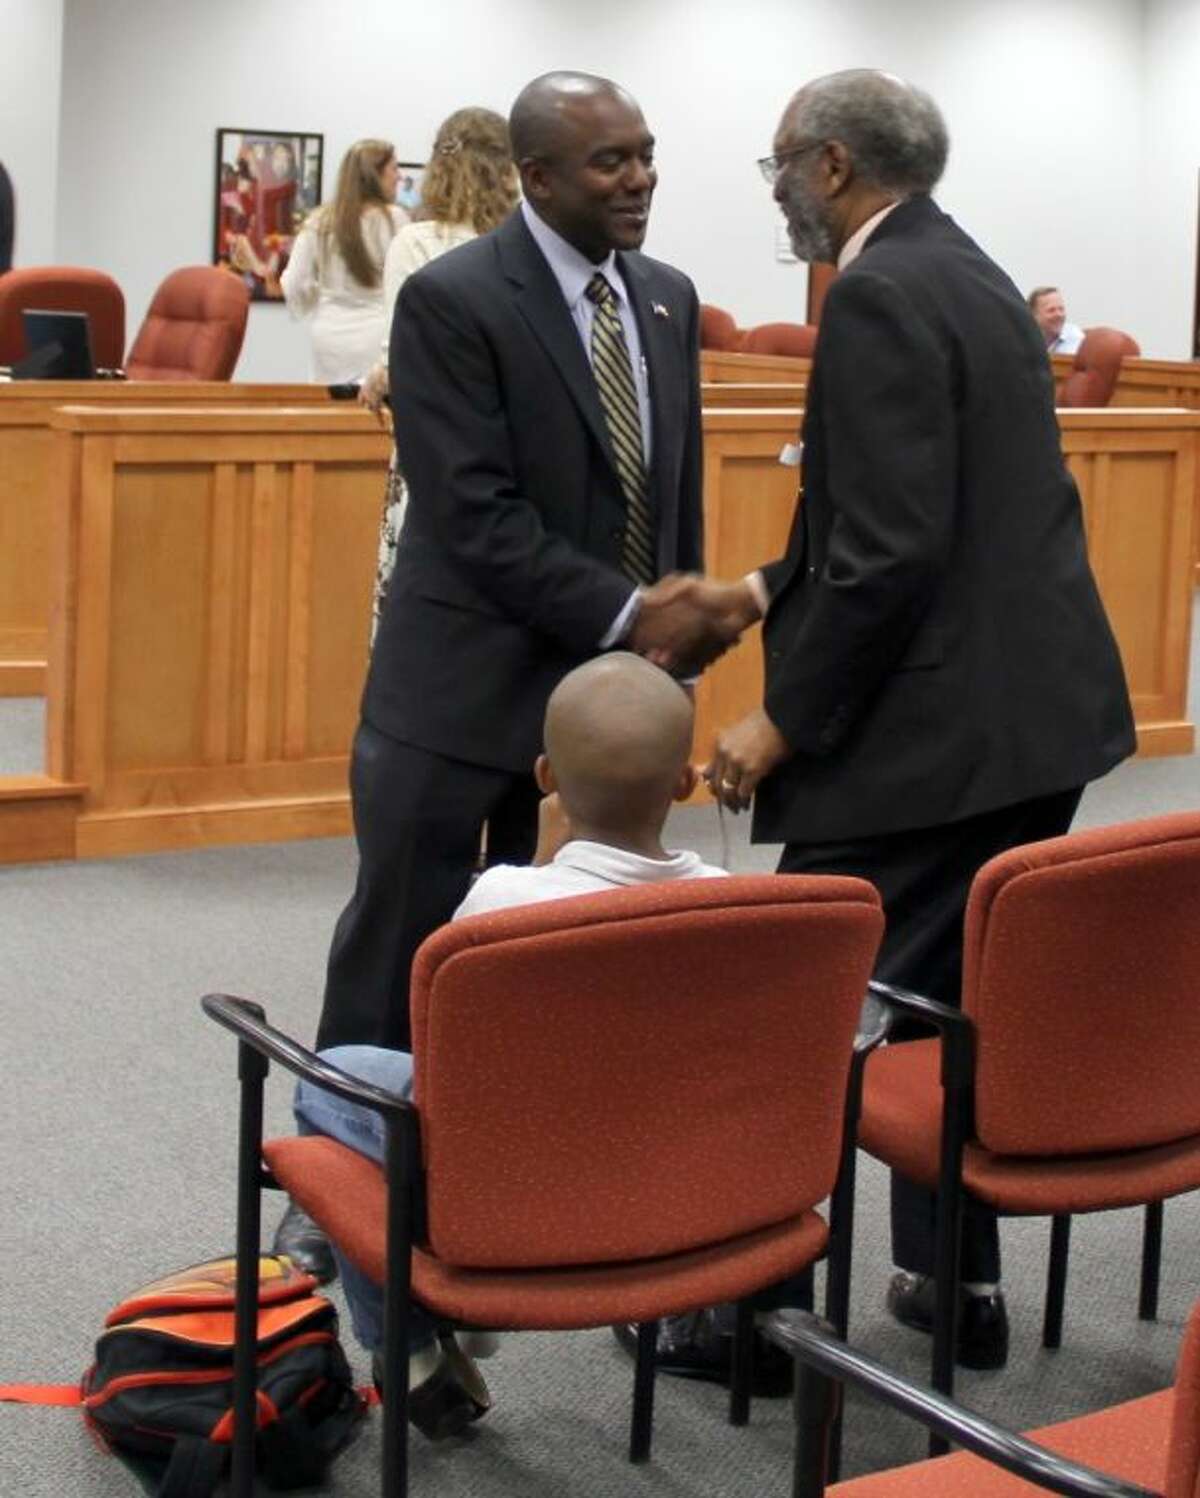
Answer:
[{"left": 2, "top": 628, "right": 1199, "bottom": 1494}]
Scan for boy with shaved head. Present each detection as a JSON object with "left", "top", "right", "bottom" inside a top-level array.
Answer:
[{"left": 293, "top": 654, "right": 730, "bottom": 1438}]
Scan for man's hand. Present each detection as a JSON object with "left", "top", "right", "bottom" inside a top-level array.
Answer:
[
  {"left": 532, "top": 791, "right": 573, "bottom": 865},
  {"left": 703, "top": 708, "right": 790, "bottom": 812},
  {"left": 629, "top": 574, "right": 759, "bottom": 673}
]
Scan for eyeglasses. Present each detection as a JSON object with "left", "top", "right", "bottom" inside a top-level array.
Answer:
[{"left": 757, "top": 141, "right": 824, "bottom": 186}]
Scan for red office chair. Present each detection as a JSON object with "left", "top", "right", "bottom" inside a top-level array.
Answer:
[
  {"left": 1057, "top": 327, "right": 1141, "bottom": 407},
  {"left": 204, "top": 873, "right": 885, "bottom": 1497},
  {"left": 856, "top": 811, "right": 1200, "bottom": 1423},
  {"left": 700, "top": 302, "right": 745, "bottom": 351},
  {"left": 0, "top": 265, "right": 125, "bottom": 369},
  {"left": 774, "top": 1297, "right": 1198, "bottom": 1496},
  {"left": 742, "top": 322, "right": 819, "bottom": 358},
  {"left": 125, "top": 266, "right": 249, "bottom": 380}
]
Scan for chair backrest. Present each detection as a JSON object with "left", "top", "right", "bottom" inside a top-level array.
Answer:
[
  {"left": 1167, "top": 1297, "right": 1200, "bottom": 1498},
  {"left": 1056, "top": 326, "right": 1140, "bottom": 408},
  {"left": 699, "top": 302, "right": 744, "bottom": 351},
  {"left": 742, "top": 322, "right": 818, "bottom": 358},
  {"left": 410, "top": 874, "right": 882, "bottom": 1269},
  {"left": 125, "top": 266, "right": 249, "bottom": 380},
  {"left": 963, "top": 811, "right": 1200, "bottom": 1157},
  {"left": 0, "top": 265, "right": 125, "bottom": 368}
]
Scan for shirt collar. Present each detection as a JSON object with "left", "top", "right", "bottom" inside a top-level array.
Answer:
[
  {"left": 837, "top": 199, "right": 903, "bottom": 270},
  {"left": 521, "top": 199, "right": 625, "bottom": 310}
]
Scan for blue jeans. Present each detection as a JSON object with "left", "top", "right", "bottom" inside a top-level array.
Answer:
[{"left": 293, "top": 1044, "right": 435, "bottom": 1352}]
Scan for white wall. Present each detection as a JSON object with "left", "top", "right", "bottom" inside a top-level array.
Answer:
[
  {"left": 0, "top": 0, "right": 64, "bottom": 265},
  {"left": 47, "top": 0, "right": 1157, "bottom": 374}
]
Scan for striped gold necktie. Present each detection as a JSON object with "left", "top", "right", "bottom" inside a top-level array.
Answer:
[{"left": 585, "top": 272, "right": 656, "bottom": 585}]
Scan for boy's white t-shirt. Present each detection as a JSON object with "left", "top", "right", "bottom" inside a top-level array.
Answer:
[{"left": 453, "top": 839, "right": 727, "bottom": 920}]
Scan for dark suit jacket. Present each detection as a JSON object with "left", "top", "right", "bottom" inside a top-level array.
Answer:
[
  {"left": 753, "top": 195, "right": 1134, "bottom": 844},
  {"left": 365, "top": 210, "right": 703, "bottom": 773}
]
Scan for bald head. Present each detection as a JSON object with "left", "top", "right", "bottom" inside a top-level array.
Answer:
[
  {"left": 509, "top": 71, "right": 656, "bottom": 262},
  {"left": 543, "top": 653, "right": 693, "bottom": 832},
  {"left": 510, "top": 71, "right": 638, "bottom": 161}
]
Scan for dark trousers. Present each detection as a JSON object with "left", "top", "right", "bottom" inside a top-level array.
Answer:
[
  {"left": 316, "top": 721, "right": 540, "bottom": 1054},
  {"left": 777, "top": 786, "right": 1083, "bottom": 1283}
]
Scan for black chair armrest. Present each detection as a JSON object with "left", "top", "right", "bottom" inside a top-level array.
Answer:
[
  {"left": 201, "top": 992, "right": 415, "bottom": 1124},
  {"left": 867, "top": 978, "right": 974, "bottom": 1086},
  {"left": 765, "top": 1310, "right": 1162, "bottom": 1498}
]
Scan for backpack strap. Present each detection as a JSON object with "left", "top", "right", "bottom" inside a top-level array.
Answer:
[
  {"left": 157, "top": 1435, "right": 227, "bottom": 1498},
  {"left": 0, "top": 1383, "right": 82, "bottom": 1406}
]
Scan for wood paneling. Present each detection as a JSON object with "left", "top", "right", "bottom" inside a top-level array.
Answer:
[
  {"left": 38, "top": 404, "right": 388, "bottom": 859},
  {"left": 700, "top": 349, "right": 810, "bottom": 384},
  {"left": 691, "top": 407, "right": 1197, "bottom": 782},
  {"left": 0, "top": 380, "right": 334, "bottom": 695},
  {"left": 1, "top": 400, "right": 1192, "bottom": 864}
]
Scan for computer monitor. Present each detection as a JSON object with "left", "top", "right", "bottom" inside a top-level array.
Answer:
[{"left": 14, "top": 309, "right": 95, "bottom": 379}]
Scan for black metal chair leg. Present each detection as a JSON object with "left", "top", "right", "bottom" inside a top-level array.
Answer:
[
  {"left": 1139, "top": 1200, "right": 1163, "bottom": 1322},
  {"left": 628, "top": 1319, "right": 658, "bottom": 1463},
  {"left": 231, "top": 1030, "right": 267, "bottom": 1498},
  {"left": 792, "top": 1349, "right": 842, "bottom": 1498},
  {"left": 729, "top": 1299, "right": 754, "bottom": 1426},
  {"left": 1042, "top": 1213, "right": 1071, "bottom": 1349}
]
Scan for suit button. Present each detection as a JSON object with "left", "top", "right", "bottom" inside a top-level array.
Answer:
[
  {"left": 611, "top": 527, "right": 623, "bottom": 542},
  {"left": 769, "top": 649, "right": 782, "bottom": 661},
  {"left": 807, "top": 565, "right": 817, "bottom": 578}
]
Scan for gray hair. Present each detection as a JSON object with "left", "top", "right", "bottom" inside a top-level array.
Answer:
[{"left": 789, "top": 69, "right": 948, "bottom": 194}]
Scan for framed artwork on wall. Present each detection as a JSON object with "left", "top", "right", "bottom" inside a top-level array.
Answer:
[
  {"left": 393, "top": 162, "right": 426, "bottom": 225},
  {"left": 213, "top": 129, "right": 323, "bottom": 302}
]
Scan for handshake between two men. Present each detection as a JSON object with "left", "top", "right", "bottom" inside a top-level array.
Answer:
[{"left": 625, "top": 572, "right": 793, "bottom": 813}]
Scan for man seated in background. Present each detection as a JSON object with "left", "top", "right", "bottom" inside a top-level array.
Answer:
[
  {"left": 293, "top": 653, "right": 746, "bottom": 1440},
  {"left": 1028, "top": 284, "right": 1084, "bottom": 353}
]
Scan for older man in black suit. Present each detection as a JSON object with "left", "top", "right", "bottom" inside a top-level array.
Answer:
[
  {"left": 700, "top": 70, "right": 1135, "bottom": 1370},
  {"left": 276, "top": 73, "right": 736, "bottom": 1277}
]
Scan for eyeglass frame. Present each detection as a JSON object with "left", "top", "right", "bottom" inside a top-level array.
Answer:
[{"left": 757, "top": 140, "right": 825, "bottom": 186}]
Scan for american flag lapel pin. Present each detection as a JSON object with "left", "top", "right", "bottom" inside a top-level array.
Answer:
[{"left": 651, "top": 301, "right": 670, "bottom": 319}]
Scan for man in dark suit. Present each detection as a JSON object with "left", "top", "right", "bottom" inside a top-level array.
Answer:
[
  {"left": 276, "top": 72, "right": 735, "bottom": 1275},
  {"left": 700, "top": 70, "right": 1135, "bottom": 1369}
]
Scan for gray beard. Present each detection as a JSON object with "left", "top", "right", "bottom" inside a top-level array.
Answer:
[{"left": 779, "top": 186, "right": 837, "bottom": 264}]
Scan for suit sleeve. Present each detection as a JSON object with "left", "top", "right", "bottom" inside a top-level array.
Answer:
[
  {"left": 390, "top": 267, "right": 633, "bottom": 655},
  {"left": 764, "top": 269, "right": 957, "bottom": 755}
]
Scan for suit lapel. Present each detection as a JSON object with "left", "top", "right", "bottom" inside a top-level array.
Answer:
[
  {"left": 618, "top": 251, "right": 680, "bottom": 505},
  {"left": 496, "top": 214, "right": 618, "bottom": 474}
]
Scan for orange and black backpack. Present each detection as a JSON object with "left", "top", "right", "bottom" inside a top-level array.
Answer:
[{"left": 3, "top": 1254, "right": 365, "bottom": 1496}]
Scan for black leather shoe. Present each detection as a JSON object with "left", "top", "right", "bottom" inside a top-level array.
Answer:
[
  {"left": 372, "top": 1335, "right": 492, "bottom": 1441},
  {"left": 272, "top": 1200, "right": 337, "bottom": 1285},
  {"left": 885, "top": 1271, "right": 1009, "bottom": 1370},
  {"left": 613, "top": 1310, "right": 794, "bottom": 1397}
]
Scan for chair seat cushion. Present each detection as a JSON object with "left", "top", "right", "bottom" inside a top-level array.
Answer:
[
  {"left": 827, "top": 1388, "right": 1170, "bottom": 1496},
  {"left": 860, "top": 1041, "right": 1200, "bottom": 1213},
  {"left": 265, "top": 1134, "right": 828, "bottom": 1328}
]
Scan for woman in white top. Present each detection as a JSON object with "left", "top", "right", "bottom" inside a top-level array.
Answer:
[
  {"left": 281, "top": 138, "right": 405, "bottom": 384},
  {"left": 361, "top": 108, "right": 519, "bottom": 638}
]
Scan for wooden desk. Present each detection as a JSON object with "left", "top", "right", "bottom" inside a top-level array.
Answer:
[
  {"left": 0, "top": 380, "right": 335, "bottom": 696},
  {"left": 701, "top": 382, "right": 805, "bottom": 409},
  {"left": 700, "top": 349, "right": 810, "bottom": 383},
  {"left": 0, "top": 402, "right": 1191, "bottom": 865},
  {"left": 30, "top": 404, "right": 389, "bottom": 861},
  {"left": 691, "top": 406, "right": 1197, "bottom": 771}
]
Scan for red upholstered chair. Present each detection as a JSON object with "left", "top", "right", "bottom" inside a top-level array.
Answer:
[
  {"left": 1056, "top": 327, "right": 1141, "bottom": 407},
  {"left": 203, "top": 873, "right": 884, "bottom": 1497},
  {"left": 857, "top": 812, "right": 1200, "bottom": 1418},
  {"left": 124, "top": 266, "right": 249, "bottom": 380},
  {"left": 772, "top": 1298, "right": 1199, "bottom": 1497},
  {"left": 0, "top": 265, "right": 125, "bottom": 369},
  {"left": 700, "top": 302, "right": 745, "bottom": 351},
  {"left": 742, "top": 322, "right": 819, "bottom": 358}
]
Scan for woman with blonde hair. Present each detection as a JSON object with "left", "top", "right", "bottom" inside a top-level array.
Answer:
[
  {"left": 362, "top": 107, "right": 519, "bottom": 636},
  {"left": 281, "top": 138, "right": 404, "bottom": 383}
]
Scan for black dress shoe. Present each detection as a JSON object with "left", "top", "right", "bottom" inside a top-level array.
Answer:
[
  {"left": 372, "top": 1335, "right": 492, "bottom": 1441},
  {"left": 885, "top": 1271, "right": 1009, "bottom": 1370},
  {"left": 272, "top": 1199, "right": 337, "bottom": 1284},
  {"left": 613, "top": 1310, "right": 794, "bottom": 1397}
]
